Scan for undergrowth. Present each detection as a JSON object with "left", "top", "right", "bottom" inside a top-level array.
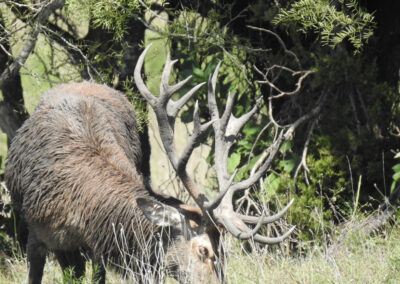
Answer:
[{"left": 1, "top": 214, "right": 399, "bottom": 283}]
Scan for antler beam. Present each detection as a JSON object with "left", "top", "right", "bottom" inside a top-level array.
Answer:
[{"left": 134, "top": 44, "right": 210, "bottom": 207}]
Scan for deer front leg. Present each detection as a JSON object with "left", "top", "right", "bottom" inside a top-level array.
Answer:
[{"left": 27, "top": 231, "right": 47, "bottom": 284}]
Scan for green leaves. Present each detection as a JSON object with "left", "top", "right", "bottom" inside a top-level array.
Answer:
[
  {"left": 264, "top": 173, "right": 281, "bottom": 195},
  {"left": 273, "top": 0, "right": 376, "bottom": 53},
  {"left": 87, "top": 0, "right": 142, "bottom": 41},
  {"left": 227, "top": 152, "right": 241, "bottom": 174},
  {"left": 192, "top": 67, "right": 205, "bottom": 78},
  {"left": 279, "top": 159, "right": 296, "bottom": 173},
  {"left": 280, "top": 140, "right": 292, "bottom": 154}
]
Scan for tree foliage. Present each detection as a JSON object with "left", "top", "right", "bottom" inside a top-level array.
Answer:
[
  {"left": 273, "top": 0, "right": 376, "bottom": 53},
  {"left": 1, "top": 0, "right": 400, "bottom": 253}
]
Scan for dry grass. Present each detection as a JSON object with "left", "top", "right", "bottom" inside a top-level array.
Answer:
[
  {"left": 1, "top": 217, "right": 400, "bottom": 284},
  {"left": 226, "top": 220, "right": 400, "bottom": 284}
]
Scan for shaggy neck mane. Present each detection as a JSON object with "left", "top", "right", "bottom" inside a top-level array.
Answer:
[{"left": 78, "top": 128, "right": 160, "bottom": 268}]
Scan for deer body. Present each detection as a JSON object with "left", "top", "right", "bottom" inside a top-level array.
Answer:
[{"left": 5, "top": 82, "right": 220, "bottom": 284}]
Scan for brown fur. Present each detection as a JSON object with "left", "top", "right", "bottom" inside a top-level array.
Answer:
[{"left": 5, "top": 82, "right": 221, "bottom": 283}]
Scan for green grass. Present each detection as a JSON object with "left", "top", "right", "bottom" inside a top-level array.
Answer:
[
  {"left": 1, "top": 219, "right": 400, "bottom": 283},
  {"left": 226, "top": 226, "right": 400, "bottom": 283},
  {"left": 0, "top": 256, "right": 177, "bottom": 283}
]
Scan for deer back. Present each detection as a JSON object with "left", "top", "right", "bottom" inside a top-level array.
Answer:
[{"left": 7, "top": 82, "right": 144, "bottom": 210}]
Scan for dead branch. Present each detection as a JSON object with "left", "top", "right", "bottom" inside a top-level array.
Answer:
[
  {"left": 294, "top": 119, "right": 318, "bottom": 183},
  {"left": 246, "top": 25, "right": 301, "bottom": 68},
  {"left": 254, "top": 64, "right": 315, "bottom": 99},
  {"left": 0, "top": 0, "right": 66, "bottom": 89}
]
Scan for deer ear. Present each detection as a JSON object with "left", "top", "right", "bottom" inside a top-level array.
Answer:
[{"left": 137, "top": 197, "right": 183, "bottom": 229}]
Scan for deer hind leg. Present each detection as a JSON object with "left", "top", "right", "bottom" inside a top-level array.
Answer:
[
  {"left": 54, "top": 250, "right": 86, "bottom": 282},
  {"left": 27, "top": 231, "right": 47, "bottom": 284}
]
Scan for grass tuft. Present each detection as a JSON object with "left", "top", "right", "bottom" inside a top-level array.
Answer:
[{"left": 1, "top": 215, "right": 400, "bottom": 283}]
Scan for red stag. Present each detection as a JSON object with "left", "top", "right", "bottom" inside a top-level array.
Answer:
[{"left": 5, "top": 45, "right": 294, "bottom": 284}]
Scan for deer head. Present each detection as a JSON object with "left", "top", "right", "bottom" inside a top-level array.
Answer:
[{"left": 136, "top": 197, "right": 222, "bottom": 283}]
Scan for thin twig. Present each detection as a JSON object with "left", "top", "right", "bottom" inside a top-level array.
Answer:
[
  {"left": 294, "top": 119, "right": 317, "bottom": 182},
  {"left": 246, "top": 25, "right": 301, "bottom": 68},
  {"left": 40, "top": 25, "right": 103, "bottom": 82},
  {"left": 0, "top": 0, "right": 66, "bottom": 89}
]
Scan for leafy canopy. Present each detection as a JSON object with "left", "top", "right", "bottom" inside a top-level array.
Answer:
[{"left": 273, "top": 0, "right": 376, "bottom": 53}]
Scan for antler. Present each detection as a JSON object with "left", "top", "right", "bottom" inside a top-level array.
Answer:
[
  {"left": 134, "top": 45, "right": 294, "bottom": 244},
  {"left": 134, "top": 44, "right": 211, "bottom": 208},
  {"left": 202, "top": 64, "right": 295, "bottom": 244}
]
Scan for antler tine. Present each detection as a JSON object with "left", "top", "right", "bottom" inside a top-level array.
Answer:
[
  {"left": 237, "top": 198, "right": 294, "bottom": 224},
  {"left": 160, "top": 53, "right": 193, "bottom": 105},
  {"left": 204, "top": 169, "right": 238, "bottom": 211},
  {"left": 134, "top": 44, "right": 156, "bottom": 106},
  {"left": 221, "top": 211, "right": 266, "bottom": 240},
  {"left": 230, "top": 130, "right": 284, "bottom": 194},
  {"left": 135, "top": 46, "right": 294, "bottom": 244},
  {"left": 160, "top": 54, "right": 206, "bottom": 123},
  {"left": 135, "top": 46, "right": 204, "bottom": 121},
  {"left": 211, "top": 91, "right": 261, "bottom": 191},
  {"left": 225, "top": 96, "right": 262, "bottom": 138},
  {"left": 252, "top": 225, "right": 296, "bottom": 244},
  {"left": 169, "top": 82, "right": 206, "bottom": 119},
  {"left": 208, "top": 62, "right": 222, "bottom": 121},
  {"left": 219, "top": 91, "right": 237, "bottom": 131},
  {"left": 159, "top": 53, "right": 176, "bottom": 102},
  {"left": 177, "top": 101, "right": 214, "bottom": 172},
  {"left": 218, "top": 199, "right": 295, "bottom": 244}
]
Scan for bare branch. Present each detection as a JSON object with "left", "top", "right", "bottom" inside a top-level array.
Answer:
[
  {"left": 294, "top": 119, "right": 317, "bottom": 181},
  {"left": 0, "top": 0, "right": 66, "bottom": 89},
  {"left": 246, "top": 25, "right": 301, "bottom": 68},
  {"left": 255, "top": 64, "right": 315, "bottom": 99},
  {"left": 40, "top": 25, "right": 103, "bottom": 82}
]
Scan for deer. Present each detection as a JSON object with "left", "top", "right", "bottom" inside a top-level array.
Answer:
[{"left": 4, "top": 45, "right": 295, "bottom": 284}]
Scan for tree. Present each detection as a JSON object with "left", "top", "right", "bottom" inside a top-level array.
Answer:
[
  {"left": 0, "top": 0, "right": 65, "bottom": 143},
  {"left": 1, "top": 0, "right": 399, "bottom": 252}
]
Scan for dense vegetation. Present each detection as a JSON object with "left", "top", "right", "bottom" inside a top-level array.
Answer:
[{"left": 1, "top": 0, "right": 400, "bottom": 282}]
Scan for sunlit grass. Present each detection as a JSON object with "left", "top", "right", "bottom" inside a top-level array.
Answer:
[
  {"left": 1, "top": 218, "right": 400, "bottom": 283},
  {"left": 226, "top": 220, "right": 400, "bottom": 284}
]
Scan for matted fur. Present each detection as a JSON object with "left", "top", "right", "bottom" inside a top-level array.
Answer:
[
  {"left": 6, "top": 82, "right": 154, "bottom": 261},
  {"left": 5, "top": 82, "right": 220, "bottom": 283}
]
